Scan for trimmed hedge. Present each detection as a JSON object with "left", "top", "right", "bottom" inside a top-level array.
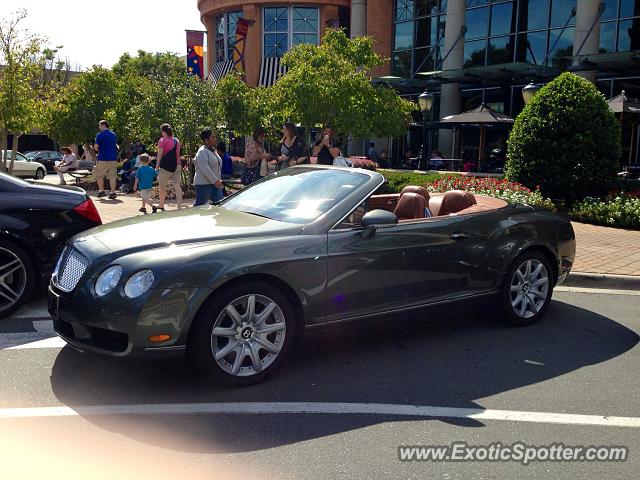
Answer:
[
  {"left": 506, "top": 72, "right": 620, "bottom": 204},
  {"left": 377, "top": 169, "right": 453, "bottom": 193}
]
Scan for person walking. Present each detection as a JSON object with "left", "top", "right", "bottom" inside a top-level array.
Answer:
[
  {"left": 312, "top": 126, "right": 340, "bottom": 165},
  {"left": 241, "top": 127, "right": 272, "bottom": 185},
  {"left": 218, "top": 141, "right": 233, "bottom": 179},
  {"left": 54, "top": 147, "right": 78, "bottom": 185},
  {"left": 132, "top": 154, "right": 158, "bottom": 213},
  {"left": 155, "top": 123, "right": 183, "bottom": 211},
  {"left": 193, "top": 129, "right": 224, "bottom": 206},
  {"left": 277, "top": 123, "right": 308, "bottom": 170},
  {"left": 93, "top": 120, "right": 119, "bottom": 199}
]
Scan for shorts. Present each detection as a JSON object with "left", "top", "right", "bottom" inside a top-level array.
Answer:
[
  {"left": 139, "top": 189, "right": 152, "bottom": 201},
  {"left": 94, "top": 160, "right": 117, "bottom": 183},
  {"left": 158, "top": 167, "right": 181, "bottom": 187}
]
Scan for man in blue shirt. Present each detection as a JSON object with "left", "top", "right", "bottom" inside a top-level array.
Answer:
[{"left": 94, "top": 120, "right": 119, "bottom": 200}]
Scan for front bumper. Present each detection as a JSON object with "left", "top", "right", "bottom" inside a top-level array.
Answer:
[{"left": 48, "top": 282, "right": 203, "bottom": 357}]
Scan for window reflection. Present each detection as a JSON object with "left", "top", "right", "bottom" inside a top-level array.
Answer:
[
  {"left": 395, "top": 21, "right": 414, "bottom": 49},
  {"left": 488, "top": 35, "right": 514, "bottom": 65},
  {"left": 602, "top": 0, "right": 619, "bottom": 21},
  {"left": 550, "top": 0, "right": 576, "bottom": 28},
  {"left": 600, "top": 21, "right": 617, "bottom": 52},
  {"left": 526, "top": 0, "right": 550, "bottom": 31},
  {"left": 548, "top": 26, "right": 574, "bottom": 68},
  {"left": 491, "top": 2, "right": 515, "bottom": 36},
  {"left": 466, "top": 7, "right": 489, "bottom": 39},
  {"left": 464, "top": 39, "right": 487, "bottom": 67},
  {"left": 393, "top": 51, "right": 412, "bottom": 77},
  {"left": 620, "top": 0, "right": 640, "bottom": 18}
]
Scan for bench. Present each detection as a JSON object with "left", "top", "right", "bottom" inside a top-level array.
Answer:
[{"left": 66, "top": 170, "right": 93, "bottom": 184}]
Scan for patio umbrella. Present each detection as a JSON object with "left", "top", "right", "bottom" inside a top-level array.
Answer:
[
  {"left": 607, "top": 90, "right": 640, "bottom": 163},
  {"left": 440, "top": 104, "right": 514, "bottom": 167}
]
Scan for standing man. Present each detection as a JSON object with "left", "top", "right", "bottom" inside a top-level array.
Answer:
[
  {"left": 94, "top": 120, "right": 119, "bottom": 199},
  {"left": 193, "top": 129, "right": 224, "bottom": 206}
]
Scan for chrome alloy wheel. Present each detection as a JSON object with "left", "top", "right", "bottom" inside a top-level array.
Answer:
[
  {"left": 509, "top": 259, "right": 549, "bottom": 319},
  {"left": 210, "top": 294, "right": 287, "bottom": 377},
  {"left": 0, "top": 247, "right": 27, "bottom": 314}
]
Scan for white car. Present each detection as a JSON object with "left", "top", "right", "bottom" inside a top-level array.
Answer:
[{"left": 1, "top": 150, "right": 47, "bottom": 179}]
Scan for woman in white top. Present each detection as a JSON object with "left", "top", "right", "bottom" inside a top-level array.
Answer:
[
  {"left": 193, "top": 129, "right": 224, "bottom": 206},
  {"left": 55, "top": 147, "right": 78, "bottom": 184}
]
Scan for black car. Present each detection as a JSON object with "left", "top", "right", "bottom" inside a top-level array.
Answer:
[
  {"left": 0, "top": 171, "right": 102, "bottom": 317},
  {"left": 25, "top": 150, "right": 63, "bottom": 172}
]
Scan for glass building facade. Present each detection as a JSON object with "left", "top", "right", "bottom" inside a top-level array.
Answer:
[
  {"left": 215, "top": 10, "right": 242, "bottom": 63},
  {"left": 263, "top": 6, "right": 320, "bottom": 57}
]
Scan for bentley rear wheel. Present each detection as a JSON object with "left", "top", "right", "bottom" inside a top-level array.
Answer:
[
  {"left": 500, "top": 252, "right": 553, "bottom": 326},
  {"left": 188, "top": 282, "right": 297, "bottom": 386}
]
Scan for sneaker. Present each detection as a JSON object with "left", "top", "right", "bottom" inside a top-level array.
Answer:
[
  {"left": 108, "top": 192, "right": 117, "bottom": 200},
  {"left": 97, "top": 191, "right": 106, "bottom": 198},
  {"left": 151, "top": 206, "right": 164, "bottom": 213},
  {"left": 139, "top": 207, "right": 147, "bottom": 213}
]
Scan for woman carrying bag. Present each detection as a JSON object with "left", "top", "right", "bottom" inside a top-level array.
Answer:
[
  {"left": 277, "top": 123, "right": 308, "bottom": 170},
  {"left": 242, "top": 127, "right": 272, "bottom": 185}
]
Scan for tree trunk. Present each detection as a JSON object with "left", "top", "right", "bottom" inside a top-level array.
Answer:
[
  {"left": 9, "top": 133, "right": 20, "bottom": 175},
  {"left": 0, "top": 128, "right": 7, "bottom": 173}
]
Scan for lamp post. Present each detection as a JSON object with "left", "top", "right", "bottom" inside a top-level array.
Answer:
[
  {"left": 522, "top": 81, "right": 540, "bottom": 104},
  {"left": 418, "top": 89, "right": 434, "bottom": 170}
]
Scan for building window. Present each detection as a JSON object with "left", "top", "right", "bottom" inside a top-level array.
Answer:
[
  {"left": 600, "top": 0, "right": 640, "bottom": 52},
  {"left": 263, "top": 6, "right": 319, "bottom": 58},
  {"left": 215, "top": 10, "right": 242, "bottom": 63},
  {"left": 392, "top": 0, "right": 446, "bottom": 77},
  {"left": 462, "top": 0, "right": 578, "bottom": 69}
]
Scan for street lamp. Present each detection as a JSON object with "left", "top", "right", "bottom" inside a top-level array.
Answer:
[
  {"left": 522, "top": 81, "right": 540, "bottom": 104},
  {"left": 418, "top": 89, "right": 434, "bottom": 170}
]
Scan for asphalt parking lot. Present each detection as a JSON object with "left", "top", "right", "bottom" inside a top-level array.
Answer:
[{"left": 1, "top": 288, "right": 638, "bottom": 479}]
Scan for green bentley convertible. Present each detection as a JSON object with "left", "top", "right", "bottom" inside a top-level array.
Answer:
[{"left": 49, "top": 166, "right": 575, "bottom": 385}]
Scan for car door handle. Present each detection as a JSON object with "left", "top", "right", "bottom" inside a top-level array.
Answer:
[{"left": 449, "top": 232, "right": 468, "bottom": 240}]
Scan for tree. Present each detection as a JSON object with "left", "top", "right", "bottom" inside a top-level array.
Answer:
[
  {"left": 0, "top": 10, "right": 43, "bottom": 174},
  {"left": 271, "top": 29, "right": 414, "bottom": 138},
  {"left": 505, "top": 72, "right": 621, "bottom": 203},
  {"left": 41, "top": 66, "right": 116, "bottom": 146},
  {"left": 112, "top": 50, "right": 184, "bottom": 79}
]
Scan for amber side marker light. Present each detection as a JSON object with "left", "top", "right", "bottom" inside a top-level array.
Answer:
[{"left": 148, "top": 335, "right": 171, "bottom": 342}]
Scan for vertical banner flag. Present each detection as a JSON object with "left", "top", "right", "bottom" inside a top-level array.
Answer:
[
  {"left": 186, "top": 30, "right": 205, "bottom": 78},
  {"left": 232, "top": 18, "right": 251, "bottom": 77}
]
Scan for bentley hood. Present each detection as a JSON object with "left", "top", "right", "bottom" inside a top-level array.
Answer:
[{"left": 73, "top": 206, "right": 302, "bottom": 255}]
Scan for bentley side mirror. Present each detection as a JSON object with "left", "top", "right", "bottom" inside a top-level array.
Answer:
[{"left": 361, "top": 209, "right": 398, "bottom": 238}]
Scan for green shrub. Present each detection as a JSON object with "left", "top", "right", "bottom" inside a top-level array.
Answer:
[
  {"left": 570, "top": 193, "right": 640, "bottom": 229},
  {"left": 378, "top": 169, "right": 454, "bottom": 193},
  {"left": 506, "top": 72, "right": 620, "bottom": 204}
]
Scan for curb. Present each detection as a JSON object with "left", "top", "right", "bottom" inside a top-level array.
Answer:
[{"left": 564, "top": 272, "right": 640, "bottom": 291}]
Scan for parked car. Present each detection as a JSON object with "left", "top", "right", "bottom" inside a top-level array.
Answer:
[
  {"left": 1, "top": 150, "right": 47, "bottom": 179},
  {"left": 0, "top": 171, "right": 102, "bottom": 317},
  {"left": 49, "top": 166, "right": 575, "bottom": 385},
  {"left": 25, "top": 150, "right": 63, "bottom": 172}
]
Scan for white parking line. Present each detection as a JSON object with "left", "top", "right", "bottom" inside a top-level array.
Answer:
[
  {"left": 0, "top": 402, "right": 638, "bottom": 428},
  {"left": 555, "top": 286, "right": 640, "bottom": 296},
  {"left": 0, "top": 331, "right": 65, "bottom": 351}
]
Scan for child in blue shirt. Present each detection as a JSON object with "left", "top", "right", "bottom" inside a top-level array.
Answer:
[{"left": 133, "top": 154, "right": 158, "bottom": 213}]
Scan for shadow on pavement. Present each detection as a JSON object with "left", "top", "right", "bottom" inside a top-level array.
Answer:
[{"left": 50, "top": 299, "right": 638, "bottom": 453}]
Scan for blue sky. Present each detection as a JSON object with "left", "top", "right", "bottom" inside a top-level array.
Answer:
[{"left": 4, "top": 0, "right": 205, "bottom": 69}]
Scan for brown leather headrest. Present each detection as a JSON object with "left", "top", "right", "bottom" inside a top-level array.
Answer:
[
  {"left": 438, "top": 190, "right": 477, "bottom": 216},
  {"left": 394, "top": 192, "right": 427, "bottom": 220},
  {"left": 400, "top": 185, "right": 430, "bottom": 203}
]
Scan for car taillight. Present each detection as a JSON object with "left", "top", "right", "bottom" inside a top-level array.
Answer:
[{"left": 74, "top": 199, "right": 102, "bottom": 225}]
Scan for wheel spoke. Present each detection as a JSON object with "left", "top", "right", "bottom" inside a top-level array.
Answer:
[
  {"left": 525, "top": 260, "right": 532, "bottom": 279},
  {"left": 214, "top": 339, "right": 240, "bottom": 361},
  {"left": 248, "top": 341, "right": 262, "bottom": 373},
  {"left": 0, "top": 282, "right": 20, "bottom": 303},
  {"left": 246, "top": 295, "right": 256, "bottom": 322},
  {"left": 510, "top": 284, "right": 521, "bottom": 292},
  {"left": 257, "top": 322, "right": 286, "bottom": 335},
  {"left": 254, "top": 337, "right": 281, "bottom": 354},
  {"left": 533, "top": 277, "right": 548, "bottom": 287},
  {"left": 231, "top": 344, "right": 247, "bottom": 375},
  {"left": 530, "top": 288, "right": 546, "bottom": 300},
  {"left": 518, "top": 295, "right": 528, "bottom": 317},
  {"left": 515, "top": 269, "right": 526, "bottom": 283},
  {"left": 255, "top": 301, "right": 277, "bottom": 326},
  {"left": 531, "top": 262, "right": 543, "bottom": 280},
  {"left": 225, "top": 304, "right": 243, "bottom": 326},
  {"left": 527, "top": 293, "right": 539, "bottom": 313},
  {"left": 212, "top": 327, "right": 236, "bottom": 337},
  {"left": 0, "top": 258, "right": 21, "bottom": 278}
]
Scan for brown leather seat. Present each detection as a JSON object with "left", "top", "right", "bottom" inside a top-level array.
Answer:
[
  {"left": 437, "top": 190, "right": 477, "bottom": 216},
  {"left": 393, "top": 192, "right": 427, "bottom": 220},
  {"left": 400, "top": 185, "right": 430, "bottom": 203}
]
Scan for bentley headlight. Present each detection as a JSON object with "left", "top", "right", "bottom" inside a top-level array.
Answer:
[
  {"left": 124, "top": 270, "right": 155, "bottom": 298},
  {"left": 95, "top": 265, "right": 122, "bottom": 296}
]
